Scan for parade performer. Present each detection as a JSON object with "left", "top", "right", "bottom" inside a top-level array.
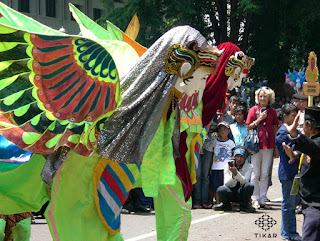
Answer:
[
  {"left": 0, "top": 135, "right": 34, "bottom": 241},
  {"left": 0, "top": 3, "right": 254, "bottom": 241}
]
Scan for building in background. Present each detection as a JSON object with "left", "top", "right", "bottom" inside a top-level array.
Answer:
[{"left": 1, "top": 0, "right": 123, "bottom": 35}]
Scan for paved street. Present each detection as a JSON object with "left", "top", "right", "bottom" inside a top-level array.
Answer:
[{"left": 30, "top": 158, "right": 303, "bottom": 240}]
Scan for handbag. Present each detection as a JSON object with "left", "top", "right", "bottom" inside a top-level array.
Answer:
[
  {"left": 244, "top": 129, "right": 259, "bottom": 154},
  {"left": 244, "top": 106, "right": 260, "bottom": 154}
]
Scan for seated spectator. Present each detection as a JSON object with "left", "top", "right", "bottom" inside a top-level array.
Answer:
[{"left": 214, "top": 147, "right": 256, "bottom": 213}]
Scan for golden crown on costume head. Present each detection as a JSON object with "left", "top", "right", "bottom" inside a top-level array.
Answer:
[
  {"left": 164, "top": 41, "right": 223, "bottom": 80},
  {"left": 243, "top": 55, "right": 255, "bottom": 71},
  {"left": 225, "top": 51, "right": 255, "bottom": 79}
]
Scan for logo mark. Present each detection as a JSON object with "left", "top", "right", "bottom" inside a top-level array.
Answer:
[{"left": 255, "top": 213, "right": 277, "bottom": 231}]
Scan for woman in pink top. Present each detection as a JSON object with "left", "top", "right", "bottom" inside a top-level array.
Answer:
[{"left": 246, "top": 87, "right": 279, "bottom": 209}]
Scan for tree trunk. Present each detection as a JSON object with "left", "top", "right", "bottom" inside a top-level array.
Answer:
[
  {"left": 209, "top": 6, "right": 221, "bottom": 45},
  {"left": 240, "top": 13, "right": 253, "bottom": 52},
  {"left": 215, "top": 0, "right": 228, "bottom": 43},
  {"left": 230, "top": 0, "right": 240, "bottom": 44}
]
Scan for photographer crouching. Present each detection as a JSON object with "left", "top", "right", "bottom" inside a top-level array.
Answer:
[{"left": 214, "top": 147, "right": 256, "bottom": 213}]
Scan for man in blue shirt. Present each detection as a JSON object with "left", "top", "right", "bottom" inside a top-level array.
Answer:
[{"left": 275, "top": 103, "right": 301, "bottom": 241}]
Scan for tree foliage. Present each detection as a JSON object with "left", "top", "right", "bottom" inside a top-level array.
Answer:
[{"left": 97, "top": 0, "right": 320, "bottom": 84}]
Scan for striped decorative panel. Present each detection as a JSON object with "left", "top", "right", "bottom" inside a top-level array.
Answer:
[{"left": 93, "top": 158, "right": 140, "bottom": 235}]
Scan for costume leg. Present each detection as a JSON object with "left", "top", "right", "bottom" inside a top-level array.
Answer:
[
  {"left": 0, "top": 213, "right": 32, "bottom": 241},
  {"left": 12, "top": 217, "right": 31, "bottom": 241},
  {"left": 154, "top": 175, "right": 192, "bottom": 241},
  {"left": 0, "top": 217, "right": 6, "bottom": 240},
  {"left": 45, "top": 153, "right": 126, "bottom": 241},
  {"left": 0, "top": 155, "right": 48, "bottom": 215}
]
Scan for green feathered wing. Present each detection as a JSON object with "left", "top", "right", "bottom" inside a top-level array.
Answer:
[
  {"left": 0, "top": 2, "right": 64, "bottom": 35},
  {"left": 69, "top": 3, "right": 147, "bottom": 57},
  {"left": 0, "top": 24, "right": 122, "bottom": 156}
]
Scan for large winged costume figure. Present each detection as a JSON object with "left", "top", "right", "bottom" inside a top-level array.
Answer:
[{"left": 0, "top": 3, "right": 254, "bottom": 241}]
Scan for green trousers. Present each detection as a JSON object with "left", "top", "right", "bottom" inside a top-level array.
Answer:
[{"left": 154, "top": 175, "right": 192, "bottom": 241}]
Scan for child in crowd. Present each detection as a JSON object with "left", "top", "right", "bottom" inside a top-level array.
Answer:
[
  {"left": 193, "top": 121, "right": 216, "bottom": 209},
  {"left": 275, "top": 103, "right": 301, "bottom": 241},
  {"left": 230, "top": 106, "right": 248, "bottom": 147},
  {"left": 210, "top": 121, "right": 235, "bottom": 206}
]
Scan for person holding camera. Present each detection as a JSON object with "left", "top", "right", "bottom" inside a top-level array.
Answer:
[
  {"left": 214, "top": 147, "right": 255, "bottom": 212},
  {"left": 246, "top": 86, "right": 280, "bottom": 210}
]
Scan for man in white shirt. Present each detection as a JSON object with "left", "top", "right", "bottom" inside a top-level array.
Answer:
[
  {"left": 214, "top": 147, "right": 256, "bottom": 213},
  {"left": 292, "top": 93, "right": 308, "bottom": 134}
]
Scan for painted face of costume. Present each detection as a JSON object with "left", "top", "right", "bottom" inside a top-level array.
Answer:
[
  {"left": 165, "top": 41, "right": 222, "bottom": 99},
  {"left": 174, "top": 66, "right": 211, "bottom": 102},
  {"left": 225, "top": 51, "right": 255, "bottom": 90}
]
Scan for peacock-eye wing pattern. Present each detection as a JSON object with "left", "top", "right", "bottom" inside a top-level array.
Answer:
[{"left": 0, "top": 25, "right": 121, "bottom": 156}]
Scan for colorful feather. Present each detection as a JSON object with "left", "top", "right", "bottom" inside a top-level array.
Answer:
[
  {"left": 0, "top": 2, "right": 64, "bottom": 35},
  {"left": 69, "top": 3, "right": 146, "bottom": 57},
  {"left": 0, "top": 24, "right": 121, "bottom": 156}
]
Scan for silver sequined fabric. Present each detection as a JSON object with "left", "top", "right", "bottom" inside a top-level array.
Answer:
[
  {"left": 41, "top": 146, "right": 70, "bottom": 185},
  {"left": 97, "top": 26, "right": 210, "bottom": 164}
]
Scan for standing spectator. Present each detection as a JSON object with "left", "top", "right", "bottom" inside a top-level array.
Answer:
[
  {"left": 291, "top": 93, "right": 308, "bottom": 214},
  {"left": 193, "top": 121, "right": 216, "bottom": 209},
  {"left": 230, "top": 106, "right": 248, "bottom": 147},
  {"left": 220, "top": 96, "right": 240, "bottom": 124},
  {"left": 291, "top": 93, "right": 308, "bottom": 134},
  {"left": 227, "top": 96, "right": 241, "bottom": 117},
  {"left": 276, "top": 104, "right": 301, "bottom": 240},
  {"left": 210, "top": 122, "right": 235, "bottom": 207},
  {"left": 282, "top": 107, "right": 320, "bottom": 241},
  {"left": 214, "top": 147, "right": 255, "bottom": 212},
  {"left": 246, "top": 87, "right": 280, "bottom": 209}
]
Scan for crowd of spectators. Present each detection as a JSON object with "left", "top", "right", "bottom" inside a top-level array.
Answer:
[{"left": 192, "top": 87, "right": 320, "bottom": 240}]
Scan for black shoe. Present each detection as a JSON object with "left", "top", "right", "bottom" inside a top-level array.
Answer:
[
  {"left": 121, "top": 208, "right": 131, "bottom": 214},
  {"left": 240, "top": 206, "right": 257, "bottom": 213},
  {"left": 133, "top": 205, "right": 151, "bottom": 213},
  {"left": 213, "top": 203, "right": 232, "bottom": 211},
  {"left": 295, "top": 205, "right": 302, "bottom": 214}
]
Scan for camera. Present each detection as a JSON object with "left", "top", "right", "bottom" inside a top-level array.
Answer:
[
  {"left": 260, "top": 107, "right": 267, "bottom": 113},
  {"left": 228, "top": 160, "right": 235, "bottom": 167}
]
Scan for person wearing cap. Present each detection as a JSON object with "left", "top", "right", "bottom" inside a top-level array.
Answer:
[
  {"left": 282, "top": 107, "right": 320, "bottom": 241},
  {"left": 275, "top": 103, "right": 301, "bottom": 241},
  {"left": 214, "top": 147, "right": 255, "bottom": 212},
  {"left": 210, "top": 121, "right": 235, "bottom": 207},
  {"left": 291, "top": 93, "right": 308, "bottom": 134}
]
